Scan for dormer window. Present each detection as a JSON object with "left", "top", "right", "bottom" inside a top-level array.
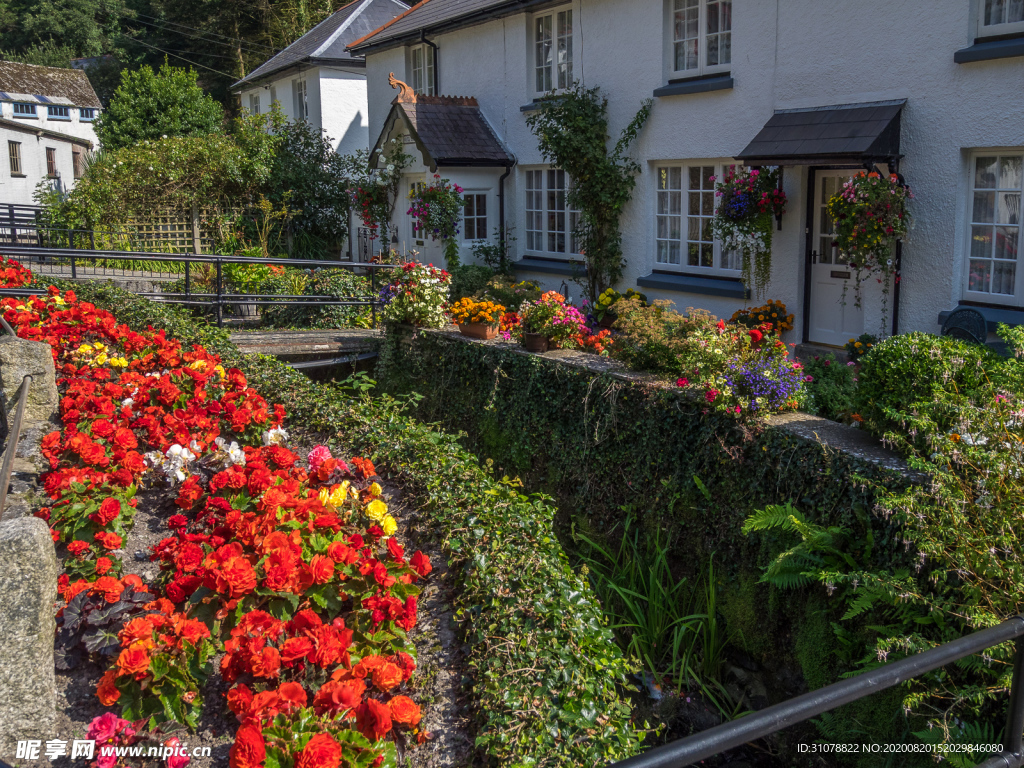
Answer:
[
  {"left": 978, "top": 0, "right": 1024, "bottom": 38},
  {"left": 409, "top": 44, "right": 436, "bottom": 96},
  {"left": 80, "top": 108, "right": 96, "bottom": 121},
  {"left": 47, "top": 105, "right": 70, "bottom": 120},
  {"left": 532, "top": 7, "right": 573, "bottom": 96},
  {"left": 668, "top": 0, "right": 731, "bottom": 78},
  {"left": 13, "top": 103, "right": 36, "bottom": 118}
]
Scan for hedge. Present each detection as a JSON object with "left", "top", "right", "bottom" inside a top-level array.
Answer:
[{"left": 48, "top": 280, "right": 646, "bottom": 767}]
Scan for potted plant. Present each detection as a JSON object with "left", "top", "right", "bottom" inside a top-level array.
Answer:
[
  {"left": 223, "top": 257, "right": 275, "bottom": 319},
  {"left": 710, "top": 166, "right": 787, "bottom": 299},
  {"left": 592, "top": 287, "right": 647, "bottom": 328},
  {"left": 516, "top": 291, "right": 588, "bottom": 353},
  {"left": 826, "top": 171, "right": 912, "bottom": 319},
  {"left": 449, "top": 297, "right": 505, "bottom": 340},
  {"left": 378, "top": 261, "right": 451, "bottom": 328}
]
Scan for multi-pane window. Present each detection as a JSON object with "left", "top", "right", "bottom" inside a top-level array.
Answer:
[
  {"left": 47, "top": 105, "right": 70, "bottom": 120},
  {"left": 967, "top": 154, "right": 1022, "bottom": 300},
  {"left": 293, "top": 80, "right": 307, "bottom": 121},
  {"left": 656, "top": 164, "right": 738, "bottom": 272},
  {"left": 463, "top": 194, "right": 488, "bottom": 241},
  {"left": 525, "top": 169, "right": 581, "bottom": 255},
  {"left": 46, "top": 147, "right": 57, "bottom": 177},
  {"left": 8, "top": 141, "right": 22, "bottom": 175},
  {"left": 979, "top": 0, "right": 1024, "bottom": 36},
  {"left": 80, "top": 108, "right": 96, "bottom": 121},
  {"left": 249, "top": 94, "right": 261, "bottom": 114},
  {"left": 409, "top": 180, "right": 426, "bottom": 241},
  {"left": 534, "top": 9, "right": 573, "bottom": 94},
  {"left": 410, "top": 44, "right": 436, "bottom": 96},
  {"left": 73, "top": 148, "right": 85, "bottom": 179},
  {"left": 670, "top": 0, "right": 731, "bottom": 76},
  {"left": 13, "top": 103, "right": 36, "bottom": 117}
]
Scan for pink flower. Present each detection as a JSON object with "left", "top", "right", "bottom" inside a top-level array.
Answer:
[
  {"left": 705, "top": 390, "right": 719, "bottom": 403},
  {"left": 307, "top": 445, "right": 332, "bottom": 472},
  {"left": 165, "top": 737, "right": 191, "bottom": 768},
  {"left": 676, "top": 378, "right": 688, "bottom": 387},
  {"left": 86, "top": 712, "right": 121, "bottom": 745}
]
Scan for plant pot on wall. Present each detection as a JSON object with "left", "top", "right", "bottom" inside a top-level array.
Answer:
[
  {"left": 234, "top": 302, "right": 258, "bottom": 319},
  {"left": 458, "top": 323, "right": 498, "bottom": 340},
  {"left": 522, "top": 332, "right": 549, "bottom": 354}
]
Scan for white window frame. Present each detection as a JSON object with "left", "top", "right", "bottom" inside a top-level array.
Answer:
[
  {"left": 249, "top": 93, "right": 261, "bottom": 114},
  {"left": 977, "top": 0, "right": 1024, "bottom": 38},
  {"left": 531, "top": 5, "right": 574, "bottom": 97},
  {"left": 462, "top": 191, "right": 490, "bottom": 242},
  {"left": 524, "top": 167, "right": 581, "bottom": 259},
  {"left": 293, "top": 79, "right": 307, "bottom": 121},
  {"left": 665, "top": 0, "right": 732, "bottom": 79},
  {"left": 654, "top": 162, "right": 740, "bottom": 276},
  {"left": 79, "top": 108, "right": 96, "bottom": 121},
  {"left": 963, "top": 150, "right": 1024, "bottom": 306},
  {"left": 408, "top": 44, "right": 436, "bottom": 96},
  {"left": 12, "top": 103, "right": 36, "bottom": 118}
]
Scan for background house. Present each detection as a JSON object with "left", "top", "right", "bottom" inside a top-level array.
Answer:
[
  {"left": 349, "top": 0, "right": 1024, "bottom": 347},
  {"left": 231, "top": 0, "right": 411, "bottom": 157},
  {"left": 0, "top": 61, "right": 100, "bottom": 208}
]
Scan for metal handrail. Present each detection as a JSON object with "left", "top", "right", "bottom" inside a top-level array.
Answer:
[
  {"left": 0, "top": 245, "right": 401, "bottom": 328},
  {"left": 611, "top": 617, "right": 1024, "bottom": 768},
  {"left": 0, "top": 375, "right": 32, "bottom": 522}
]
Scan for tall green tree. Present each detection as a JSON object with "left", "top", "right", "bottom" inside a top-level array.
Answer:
[{"left": 95, "top": 62, "right": 224, "bottom": 149}]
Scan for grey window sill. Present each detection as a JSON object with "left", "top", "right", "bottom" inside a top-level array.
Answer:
[
  {"left": 512, "top": 257, "right": 586, "bottom": 276},
  {"left": 11, "top": 115, "right": 38, "bottom": 120},
  {"left": 938, "top": 304, "right": 1024, "bottom": 330},
  {"left": 954, "top": 35, "right": 1024, "bottom": 63},
  {"left": 653, "top": 74, "right": 733, "bottom": 98},
  {"left": 637, "top": 271, "right": 748, "bottom": 299},
  {"left": 10, "top": 174, "right": 26, "bottom": 178},
  {"left": 520, "top": 101, "right": 541, "bottom": 113}
]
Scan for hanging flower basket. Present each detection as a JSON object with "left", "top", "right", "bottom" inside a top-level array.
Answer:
[
  {"left": 407, "top": 175, "right": 465, "bottom": 268},
  {"left": 710, "top": 167, "right": 787, "bottom": 300},
  {"left": 825, "top": 171, "right": 912, "bottom": 319}
]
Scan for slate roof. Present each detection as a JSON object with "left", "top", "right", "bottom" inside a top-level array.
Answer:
[
  {"left": 232, "top": 0, "right": 411, "bottom": 90},
  {"left": 348, "top": 0, "right": 551, "bottom": 53},
  {"left": 372, "top": 95, "right": 514, "bottom": 169},
  {"left": 0, "top": 61, "right": 101, "bottom": 108},
  {"left": 737, "top": 100, "right": 906, "bottom": 166}
]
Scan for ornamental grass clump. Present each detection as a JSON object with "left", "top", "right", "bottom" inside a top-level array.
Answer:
[{"left": 378, "top": 261, "right": 451, "bottom": 328}]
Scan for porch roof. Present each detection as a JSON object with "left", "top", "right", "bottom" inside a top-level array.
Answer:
[
  {"left": 371, "top": 94, "right": 514, "bottom": 171},
  {"left": 737, "top": 99, "right": 906, "bottom": 166}
]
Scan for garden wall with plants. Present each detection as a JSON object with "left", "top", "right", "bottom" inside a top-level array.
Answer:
[{"left": 373, "top": 328, "right": 953, "bottom": 762}]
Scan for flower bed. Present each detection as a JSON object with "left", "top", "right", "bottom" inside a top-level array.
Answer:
[
  {"left": 0, "top": 258, "right": 433, "bottom": 767},
  {"left": 29, "top": 273, "right": 647, "bottom": 767}
]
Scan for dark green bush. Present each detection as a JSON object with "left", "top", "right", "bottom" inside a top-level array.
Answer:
[
  {"left": 801, "top": 353, "right": 856, "bottom": 421},
  {"left": 447, "top": 263, "right": 494, "bottom": 301}
]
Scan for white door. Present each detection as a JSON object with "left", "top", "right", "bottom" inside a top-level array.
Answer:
[{"left": 807, "top": 170, "right": 864, "bottom": 347}]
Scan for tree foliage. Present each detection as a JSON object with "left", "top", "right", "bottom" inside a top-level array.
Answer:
[
  {"left": 95, "top": 62, "right": 224, "bottom": 150},
  {"left": 526, "top": 85, "right": 652, "bottom": 300}
]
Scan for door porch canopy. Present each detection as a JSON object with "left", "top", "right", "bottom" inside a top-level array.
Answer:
[{"left": 736, "top": 99, "right": 906, "bottom": 167}]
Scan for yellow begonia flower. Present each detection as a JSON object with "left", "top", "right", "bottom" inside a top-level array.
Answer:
[
  {"left": 328, "top": 482, "right": 349, "bottom": 507},
  {"left": 95, "top": 353, "right": 109, "bottom": 365},
  {"left": 366, "top": 499, "right": 388, "bottom": 522},
  {"left": 78, "top": 344, "right": 93, "bottom": 354},
  {"left": 369, "top": 482, "right": 383, "bottom": 497},
  {"left": 214, "top": 365, "right": 226, "bottom": 377},
  {"left": 318, "top": 488, "right": 330, "bottom": 505},
  {"left": 110, "top": 357, "right": 129, "bottom": 369},
  {"left": 381, "top": 514, "right": 398, "bottom": 536},
  {"left": 189, "top": 360, "right": 207, "bottom": 371}
]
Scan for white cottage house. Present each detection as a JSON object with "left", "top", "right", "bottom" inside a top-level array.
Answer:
[
  {"left": 0, "top": 61, "right": 100, "bottom": 209},
  {"left": 231, "top": 0, "right": 411, "bottom": 157},
  {"left": 348, "top": 0, "right": 1024, "bottom": 348}
]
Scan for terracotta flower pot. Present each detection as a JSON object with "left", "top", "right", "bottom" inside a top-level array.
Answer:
[
  {"left": 522, "top": 332, "right": 549, "bottom": 353},
  {"left": 458, "top": 322, "right": 498, "bottom": 340},
  {"left": 598, "top": 313, "right": 616, "bottom": 329}
]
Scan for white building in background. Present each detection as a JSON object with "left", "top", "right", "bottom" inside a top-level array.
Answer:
[
  {"left": 0, "top": 61, "right": 100, "bottom": 208},
  {"left": 348, "top": 0, "right": 1024, "bottom": 348},
  {"left": 231, "top": 0, "right": 411, "bottom": 157}
]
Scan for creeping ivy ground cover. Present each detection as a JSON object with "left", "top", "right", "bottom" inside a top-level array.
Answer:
[{"left": 41, "top": 276, "right": 648, "bottom": 767}]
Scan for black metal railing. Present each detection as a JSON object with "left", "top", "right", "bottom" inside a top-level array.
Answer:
[
  {"left": 611, "top": 615, "right": 1024, "bottom": 768},
  {"left": 0, "top": 317, "right": 33, "bottom": 521},
  {"left": 0, "top": 244, "right": 399, "bottom": 328}
]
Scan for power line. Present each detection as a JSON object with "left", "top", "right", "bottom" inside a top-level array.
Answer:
[
  {"left": 130, "top": 11, "right": 278, "bottom": 55},
  {"left": 126, "top": 36, "right": 243, "bottom": 80}
]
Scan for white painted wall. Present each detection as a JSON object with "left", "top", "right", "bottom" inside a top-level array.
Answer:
[
  {"left": 240, "top": 65, "right": 369, "bottom": 157},
  {"left": 0, "top": 102, "right": 100, "bottom": 147},
  {"left": 363, "top": 0, "right": 1024, "bottom": 339},
  {"left": 0, "top": 126, "right": 77, "bottom": 206}
]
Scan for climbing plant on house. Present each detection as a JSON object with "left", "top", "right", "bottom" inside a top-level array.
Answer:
[{"left": 526, "top": 85, "right": 652, "bottom": 301}]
